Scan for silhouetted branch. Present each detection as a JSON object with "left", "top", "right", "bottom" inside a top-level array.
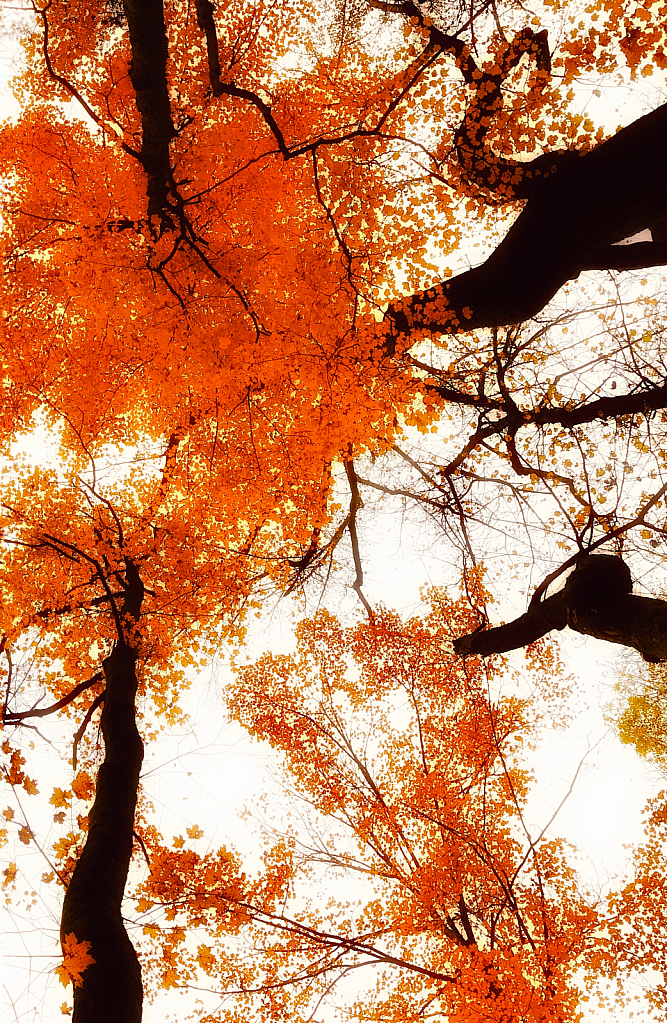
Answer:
[
  {"left": 73, "top": 692, "right": 105, "bottom": 771},
  {"left": 344, "top": 459, "right": 374, "bottom": 618},
  {"left": 3, "top": 672, "right": 104, "bottom": 724},
  {"left": 454, "top": 555, "right": 667, "bottom": 662}
]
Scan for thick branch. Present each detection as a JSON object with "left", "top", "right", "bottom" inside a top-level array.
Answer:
[
  {"left": 344, "top": 459, "right": 374, "bottom": 618},
  {"left": 430, "top": 376, "right": 667, "bottom": 482},
  {"left": 194, "top": 0, "right": 224, "bottom": 94},
  {"left": 454, "top": 555, "right": 667, "bottom": 662},
  {"left": 3, "top": 672, "right": 103, "bottom": 723},
  {"left": 451, "top": 27, "right": 557, "bottom": 200},
  {"left": 73, "top": 692, "right": 105, "bottom": 772},
  {"left": 388, "top": 101, "right": 667, "bottom": 337}
]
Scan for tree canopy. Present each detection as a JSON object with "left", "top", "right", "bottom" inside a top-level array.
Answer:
[{"left": 2, "top": 0, "right": 667, "bottom": 1019}]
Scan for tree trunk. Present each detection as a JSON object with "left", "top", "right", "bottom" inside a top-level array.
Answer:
[
  {"left": 454, "top": 555, "right": 667, "bottom": 663},
  {"left": 60, "top": 566, "right": 145, "bottom": 1022},
  {"left": 122, "top": 0, "right": 175, "bottom": 221}
]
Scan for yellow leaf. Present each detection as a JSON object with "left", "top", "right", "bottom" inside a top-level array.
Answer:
[
  {"left": 50, "top": 787, "right": 72, "bottom": 809},
  {"left": 2, "top": 862, "right": 17, "bottom": 887},
  {"left": 186, "top": 824, "right": 204, "bottom": 840},
  {"left": 197, "top": 944, "right": 216, "bottom": 973},
  {"left": 160, "top": 967, "right": 180, "bottom": 989}
]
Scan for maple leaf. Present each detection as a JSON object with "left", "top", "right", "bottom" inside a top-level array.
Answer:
[
  {"left": 160, "top": 967, "right": 180, "bottom": 989},
  {"left": 186, "top": 824, "right": 204, "bottom": 840},
  {"left": 2, "top": 862, "right": 17, "bottom": 889},
  {"left": 196, "top": 944, "right": 216, "bottom": 974},
  {"left": 71, "top": 772, "right": 94, "bottom": 801},
  {"left": 17, "top": 825, "right": 32, "bottom": 845},
  {"left": 56, "top": 932, "right": 95, "bottom": 988},
  {"left": 50, "top": 787, "right": 72, "bottom": 808}
]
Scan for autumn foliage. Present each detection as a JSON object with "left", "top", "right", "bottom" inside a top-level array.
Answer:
[
  {"left": 2, "top": 0, "right": 667, "bottom": 1019},
  {"left": 129, "top": 596, "right": 651, "bottom": 1021}
]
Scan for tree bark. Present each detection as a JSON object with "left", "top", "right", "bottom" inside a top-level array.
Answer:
[
  {"left": 60, "top": 563, "right": 145, "bottom": 1023},
  {"left": 122, "top": 0, "right": 176, "bottom": 221},
  {"left": 454, "top": 555, "right": 667, "bottom": 663}
]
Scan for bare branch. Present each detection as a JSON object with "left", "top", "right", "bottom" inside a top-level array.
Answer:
[{"left": 3, "top": 672, "right": 104, "bottom": 724}]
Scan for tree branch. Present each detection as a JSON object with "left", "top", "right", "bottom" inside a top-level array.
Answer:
[
  {"left": 72, "top": 692, "right": 105, "bottom": 772},
  {"left": 454, "top": 555, "right": 667, "bottom": 662},
  {"left": 344, "top": 459, "right": 374, "bottom": 618},
  {"left": 3, "top": 672, "right": 104, "bottom": 724},
  {"left": 122, "top": 0, "right": 176, "bottom": 222},
  {"left": 61, "top": 560, "right": 145, "bottom": 1021},
  {"left": 194, "top": 0, "right": 224, "bottom": 95},
  {"left": 388, "top": 101, "right": 667, "bottom": 338}
]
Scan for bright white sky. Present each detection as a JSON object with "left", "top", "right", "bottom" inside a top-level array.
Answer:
[{"left": 1, "top": 6, "right": 666, "bottom": 1023}]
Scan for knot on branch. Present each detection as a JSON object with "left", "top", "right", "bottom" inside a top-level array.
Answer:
[{"left": 561, "top": 554, "right": 632, "bottom": 623}]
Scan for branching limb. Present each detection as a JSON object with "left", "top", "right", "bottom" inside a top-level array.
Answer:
[
  {"left": 582, "top": 235, "right": 667, "bottom": 272},
  {"left": 122, "top": 0, "right": 177, "bottom": 223},
  {"left": 387, "top": 95, "right": 667, "bottom": 338},
  {"left": 33, "top": 0, "right": 141, "bottom": 161},
  {"left": 426, "top": 373, "right": 667, "bottom": 483},
  {"left": 529, "top": 481, "right": 667, "bottom": 605},
  {"left": 454, "top": 555, "right": 667, "bottom": 662},
  {"left": 3, "top": 672, "right": 104, "bottom": 724},
  {"left": 194, "top": 0, "right": 224, "bottom": 95},
  {"left": 344, "top": 459, "right": 374, "bottom": 618}
]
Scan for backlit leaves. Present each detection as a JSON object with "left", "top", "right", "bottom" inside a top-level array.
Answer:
[
  {"left": 2, "top": 0, "right": 667, "bottom": 1019},
  {"left": 56, "top": 933, "right": 96, "bottom": 989}
]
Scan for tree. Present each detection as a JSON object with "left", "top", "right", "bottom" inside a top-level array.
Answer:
[
  {"left": 129, "top": 598, "right": 651, "bottom": 1022},
  {"left": 602, "top": 648, "right": 667, "bottom": 767},
  {"left": 2, "top": 0, "right": 667, "bottom": 1019}
]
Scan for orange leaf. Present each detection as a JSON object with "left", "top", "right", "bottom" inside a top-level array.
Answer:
[
  {"left": 57, "top": 933, "right": 95, "bottom": 989},
  {"left": 50, "top": 787, "right": 72, "bottom": 809}
]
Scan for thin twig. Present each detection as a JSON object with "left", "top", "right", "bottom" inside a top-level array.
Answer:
[{"left": 73, "top": 692, "right": 105, "bottom": 771}]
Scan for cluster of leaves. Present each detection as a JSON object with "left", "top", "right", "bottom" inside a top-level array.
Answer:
[
  {"left": 2, "top": 0, "right": 667, "bottom": 1017},
  {"left": 124, "top": 592, "right": 626, "bottom": 1022}
]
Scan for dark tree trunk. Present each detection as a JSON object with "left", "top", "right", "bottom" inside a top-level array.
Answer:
[
  {"left": 454, "top": 556, "right": 667, "bottom": 662},
  {"left": 60, "top": 564, "right": 145, "bottom": 1023},
  {"left": 388, "top": 102, "right": 667, "bottom": 338},
  {"left": 122, "top": 0, "right": 176, "bottom": 221}
]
